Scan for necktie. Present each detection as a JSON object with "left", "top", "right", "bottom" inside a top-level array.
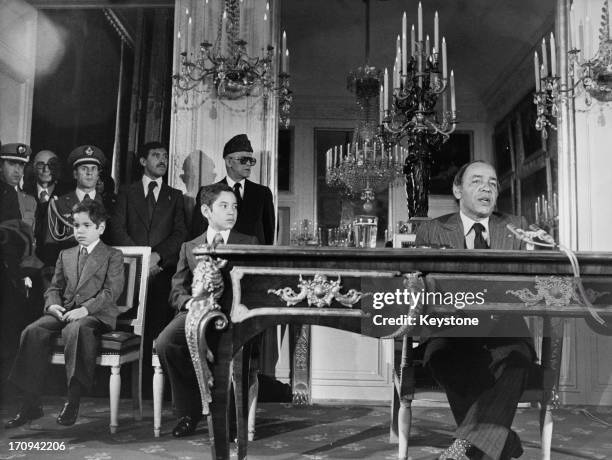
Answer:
[
  {"left": 471, "top": 223, "right": 489, "bottom": 249},
  {"left": 233, "top": 182, "right": 243, "bottom": 209},
  {"left": 39, "top": 190, "right": 49, "bottom": 202},
  {"left": 147, "top": 181, "right": 158, "bottom": 223},
  {"left": 83, "top": 193, "right": 91, "bottom": 202},
  {"left": 77, "top": 246, "right": 88, "bottom": 279},
  {"left": 212, "top": 232, "right": 225, "bottom": 246}
]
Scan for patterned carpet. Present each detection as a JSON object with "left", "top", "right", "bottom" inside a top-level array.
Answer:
[{"left": 1, "top": 398, "right": 612, "bottom": 459}]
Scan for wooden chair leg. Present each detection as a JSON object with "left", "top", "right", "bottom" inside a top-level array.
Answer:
[
  {"left": 109, "top": 365, "right": 121, "bottom": 434},
  {"left": 131, "top": 360, "right": 143, "bottom": 421},
  {"left": 247, "top": 366, "right": 258, "bottom": 442},
  {"left": 153, "top": 360, "right": 164, "bottom": 438},
  {"left": 539, "top": 403, "right": 553, "bottom": 460},
  {"left": 398, "top": 398, "right": 412, "bottom": 460}
]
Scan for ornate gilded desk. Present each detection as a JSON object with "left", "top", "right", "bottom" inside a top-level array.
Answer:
[{"left": 186, "top": 246, "right": 612, "bottom": 460}]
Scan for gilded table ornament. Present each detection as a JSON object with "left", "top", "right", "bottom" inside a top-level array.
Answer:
[
  {"left": 267, "top": 273, "right": 371, "bottom": 308},
  {"left": 506, "top": 276, "right": 608, "bottom": 307}
]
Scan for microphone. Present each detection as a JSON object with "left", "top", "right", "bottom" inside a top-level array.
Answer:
[{"left": 506, "top": 223, "right": 556, "bottom": 249}]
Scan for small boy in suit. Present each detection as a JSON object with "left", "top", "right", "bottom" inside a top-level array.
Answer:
[
  {"left": 5, "top": 200, "right": 124, "bottom": 428},
  {"left": 157, "top": 182, "right": 257, "bottom": 438}
]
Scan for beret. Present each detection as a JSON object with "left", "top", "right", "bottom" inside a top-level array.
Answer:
[{"left": 223, "top": 134, "right": 253, "bottom": 157}]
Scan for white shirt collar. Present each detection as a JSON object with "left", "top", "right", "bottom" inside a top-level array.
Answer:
[
  {"left": 37, "top": 183, "right": 55, "bottom": 195},
  {"left": 459, "top": 210, "right": 490, "bottom": 237},
  {"left": 206, "top": 227, "right": 231, "bottom": 245},
  {"left": 75, "top": 188, "right": 96, "bottom": 201},
  {"left": 225, "top": 176, "right": 245, "bottom": 195},
  {"left": 142, "top": 175, "right": 163, "bottom": 200},
  {"left": 81, "top": 239, "right": 100, "bottom": 254}
]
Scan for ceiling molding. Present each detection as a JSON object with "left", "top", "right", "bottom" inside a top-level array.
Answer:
[{"left": 28, "top": 0, "right": 173, "bottom": 8}]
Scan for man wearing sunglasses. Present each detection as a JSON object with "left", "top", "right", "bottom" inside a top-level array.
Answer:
[{"left": 191, "top": 134, "right": 275, "bottom": 246}]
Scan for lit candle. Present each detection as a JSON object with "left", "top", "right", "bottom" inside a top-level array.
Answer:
[
  {"left": 550, "top": 33, "right": 556, "bottom": 77},
  {"left": 379, "top": 84, "right": 384, "bottom": 124},
  {"left": 442, "top": 37, "right": 447, "bottom": 79},
  {"left": 585, "top": 16, "right": 591, "bottom": 60},
  {"left": 541, "top": 38, "right": 548, "bottom": 76},
  {"left": 263, "top": 11, "right": 268, "bottom": 52},
  {"left": 187, "top": 16, "right": 192, "bottom": 54},
  {"left": 450, "top": 70, "right": 456, "bottom": 113},
  {"left": 425, "top": 34, "right": 430, "bottom": 57},
  {"left": 282, "top": 31, "right": 287, "bottom": 71},
  {"left": 285, "top": 49, "right": 290, "bottom": 74},
  {"left": 569, "top": 4, "right": 577, "bottom": 50},
  {"left": 534, "top": 51, "right": 541, "bottom": 91},
  {"left": 402, "top": 12, "right": 407, "bottom": 75},
  {"left": 221, "top": 9, "right": 227, "bottom": 53},
  {"left": 266, "top": 2, "right": 270, "bottom": 45},
  {"left": 175, "top": 31, "right": 181, "bottom": 72},
  {"left": 384, "top": 68, "right": 389, "bottom": 111},
  {"left": 333, "top": 147, "right": 337, "bottom": 167},
  {"left": 327, "top": 150, "right": 330, "bottom": 169},
  {"left": 579, "top": 19, "right": 584, "bottom": 61},
  {"left": 434, "top": 11, "right": 439, "bottom": 56},
  {"left": 411, "top": 24, "right": 415, "bottom": 57},
  {"left": 418, "top": 2, "right": 423, "bottom": 42},
  {"left": 393, "top": 60, "right": 398, "bottom": 90}
]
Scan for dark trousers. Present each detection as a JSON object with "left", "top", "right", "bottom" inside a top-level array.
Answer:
[
  {"left": 9, "top": 314, "right": 109, "bottom": 396},
  {"left": 424, "top": 337, "right": 532, "bottom": 460},
  {"left": 156, "top": 312, "right": 202, "bottom": 418}
]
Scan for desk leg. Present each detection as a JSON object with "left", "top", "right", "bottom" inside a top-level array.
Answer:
[
  {"left": 209, "top": 332, "right": 233, "bottom": 460},
  {"left": 290, "top": 324, "right": 311, "bottom": 405},
  {"left": 391, "top": 335, "right": 414, "bottom": 460}
]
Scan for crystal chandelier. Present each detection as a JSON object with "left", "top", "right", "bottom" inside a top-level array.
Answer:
[
  {"left": 534, "top": 0, "right": 612, "bottom": 137},
  {"left": 325, "top": 0, "right": 404, "bottom": 204},
  {"left": 380, "top": 2, "right": 457, "bottom": 218},
  {"left": 172, "top": 0, "right": 291, "bottom": 126}
]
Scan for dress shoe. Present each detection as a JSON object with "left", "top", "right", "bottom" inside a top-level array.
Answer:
[
  {"left": 56, "top": 401, "right": 79, "bottom": 426},
  {"left": 4, "top": 403, "right": 44, "bottom": 429},
  {"left": 439, "top": 438, "right": 482, "bottom": 460},
  {"left": 172, "top": 416, "right": 199, "bottom": 438}
]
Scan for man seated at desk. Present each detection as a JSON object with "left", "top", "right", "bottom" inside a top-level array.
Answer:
[
  {"left": 415, "top": 160, "right": 535, "bottom": 460},
  {"left": 156, "top": 183, "right": 257, "bottom": 438}
]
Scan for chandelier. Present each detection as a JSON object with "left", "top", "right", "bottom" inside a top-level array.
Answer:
[
  {"left": 534, "top": 0, "right": 612, "bottom": 137},
  {"left": 325, "top": 0, "right": 404, "bottom": 205},
  {"left": 380, "top": 2, "right": 457, "bottom": 218},
  {"left": 172, "top": 0, "right": 291, "bottom": 126}
]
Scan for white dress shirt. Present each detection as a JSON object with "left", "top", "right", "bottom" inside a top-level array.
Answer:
[
  {"left": 75, "top": 188, "right": 97, "bottom": 202},
  {"left": 206, "top": 227, "right": 231, "bottom": 245},
  {"left": 459, "top": 211, "right": 490, "bottom": 249},
  {"left": 225, "top": 176, "right": 245, "bottom": 198},
  {"left": 142, "top": 175, "right": 163, "bottom": 201}
]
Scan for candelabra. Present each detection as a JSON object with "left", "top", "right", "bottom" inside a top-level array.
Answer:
[
  {"left": 172, "top": 0, "right": 291, "bottom": 121},
  {"left": 534, "top": 1, "right": 612, "bottom": 137},
  {"left": 380, "top": 3, "right": 457, "bottom": 218}
]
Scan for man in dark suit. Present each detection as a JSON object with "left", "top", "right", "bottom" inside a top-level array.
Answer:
[
  {"left": 24, "top": 149, "right": 69, "bottom": 268},
  {"left": 191, "top": 134, "right": 275, "bottom": 245},
  {"left": 415, "top": 160, "right": 535, "bottom": 460},
  {"left": 5, "top": 200, "right": 124, "bottom": 428},
  {"left": 108, "top": 141, "right": 187, "bottom": 337},
  {"left": 157, "top": 183, "right": 257, "bottom": 438}
]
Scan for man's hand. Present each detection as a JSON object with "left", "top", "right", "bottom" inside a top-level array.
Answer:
[
  {"left": 149, "top": 252, "right": 161, "bottom": 269},
  {"left": 63, "top": 306, "right": 89, "bottom": 322},
  {"left": 47, "top": 304, "right": 66, "bottom": 321}
]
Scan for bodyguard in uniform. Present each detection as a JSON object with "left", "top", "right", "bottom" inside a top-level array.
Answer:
[
  {"left": 46, "top": 145, "right": 107, "bottom": 263},
  {"left": 0, "top": 143, "right": 37, "bottom": 232}
]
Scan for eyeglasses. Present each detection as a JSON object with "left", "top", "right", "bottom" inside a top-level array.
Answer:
[
  {"left": 35, "top": 161, "right": 57, "bottom": 171},
  {"left": 229, "top": 156, "right": 257, "bottom": 166}
]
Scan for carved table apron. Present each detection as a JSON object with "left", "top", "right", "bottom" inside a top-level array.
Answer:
[{"left": 186, "top": 246, "right": 612, "bottom": 460}]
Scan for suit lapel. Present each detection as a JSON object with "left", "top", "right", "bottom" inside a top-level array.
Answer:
[
  {"left": 76, "top": 242, "right": 105, "bottom": 290},
  {"left": 489, "top": 214, "right": 512, "bottom": 249},
  {"left": 65, "top": 246, "right": 79, "bottom": 291},
  {"left": 131, "top": 181, "right": 150, "bottom": 228},
  {"left": 151, "top": 183, "right": 172, "bottom": 229},
  {"left": 441, "top": 213, "right": 465, "bottom": 249}
]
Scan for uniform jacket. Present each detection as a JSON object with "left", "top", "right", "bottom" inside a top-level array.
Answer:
[
  {"left": 0, "top": 181, "right": 23, "bottom": 223},
  {"left": 169, "top": 231, "right": 258, "bottom": 312},
  {"left": 415, "top": 211, "right": 534, "bottom": 350},
  {"left": 109, "top": 181, "right": 187, "bottom": 270},
  {"left": 191, "top": 178, "right": 275, "bottom": 245},
  {"left": 44, "top": 241, "right": 125, "bottom": 329}
]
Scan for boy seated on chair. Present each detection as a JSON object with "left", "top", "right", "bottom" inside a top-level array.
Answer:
[
  {"left": 5, "top": 200, "right": 124, "bottom": 428},
  {"left": 156, "top": 182, "right": 257, "bottom": 438}
]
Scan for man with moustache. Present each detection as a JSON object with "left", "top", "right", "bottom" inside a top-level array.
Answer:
[
  {"left": 415, "top": 160, "right": 534, "bottom": 460},
  {"left": 109, "top": 141, "right": 187, "bottom": 393}
]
